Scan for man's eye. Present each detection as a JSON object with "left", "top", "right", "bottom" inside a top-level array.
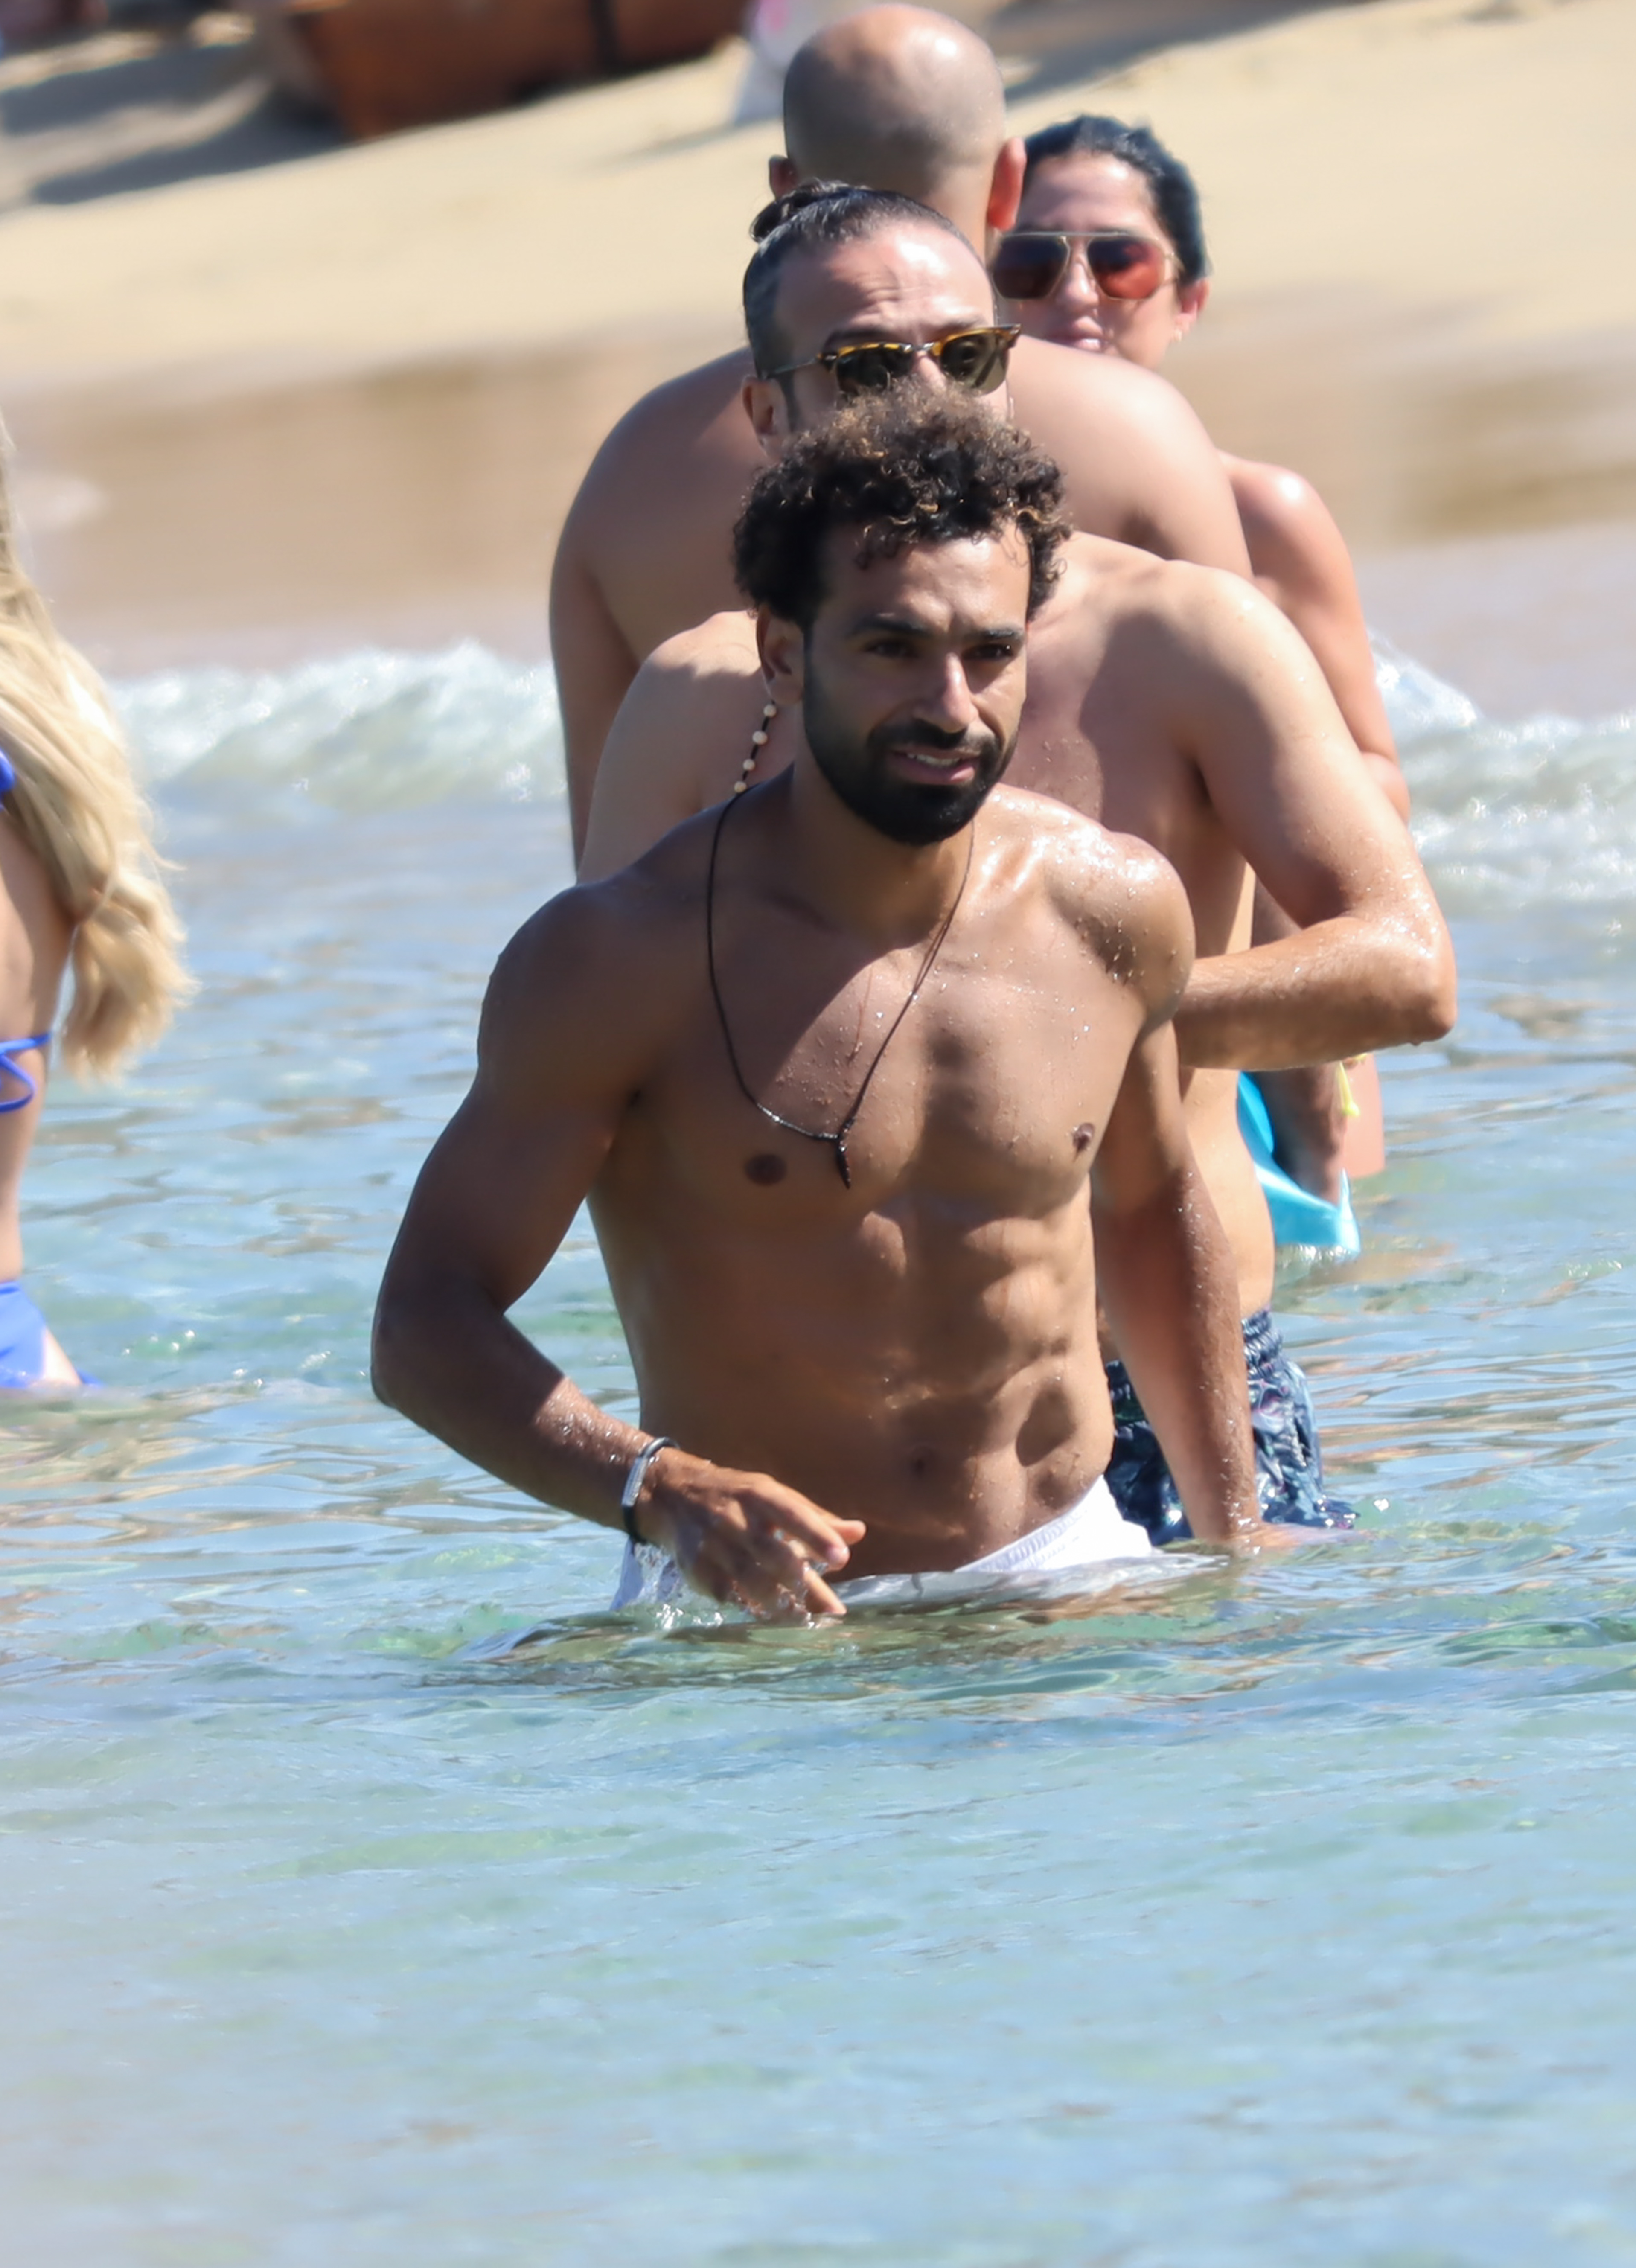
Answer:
[
  {"left": 865, "top": 637, "right": 915, "bottom": 657},
  {"left": 970, "top": 641, "right": 1020, "bottom": 664}
]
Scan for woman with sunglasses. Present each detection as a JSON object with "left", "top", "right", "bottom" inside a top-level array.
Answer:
[
  {"left": 996, "top": 114, "right": 1402, "bottom": 1222},
  {"left": 0, "top": 446, "right": 188, "bottom": 1389}
]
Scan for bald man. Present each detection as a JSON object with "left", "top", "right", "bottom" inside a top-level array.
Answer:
[{"left": 550, "top": 3, "right": 1250, "bottom": 853}]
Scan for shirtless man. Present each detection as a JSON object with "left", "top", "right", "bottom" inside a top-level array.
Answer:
[
  {"left": 375, "top": 405, "right": 1270, "bottom": 1615},
  {"left": 550, "top": 3, "right": 1251, "bottom": 849},
  {"left": 581, "top": 192, "right": 1457, "bottom": 1541},
  {"left": 998, "top": 111, "right": 1409, "bottom": 1197}
]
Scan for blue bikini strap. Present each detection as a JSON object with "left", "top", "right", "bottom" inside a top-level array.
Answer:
[
  {"left": 1, "top": 757, "right": 51, "bottom": 1109},
  {"left": 0, "top": 1036, "right": 51, "bottom": 1114}
]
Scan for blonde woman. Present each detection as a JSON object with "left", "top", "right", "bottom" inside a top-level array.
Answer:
[{"left": 0, "top": 450, "right": 188, "bottom": 1389}]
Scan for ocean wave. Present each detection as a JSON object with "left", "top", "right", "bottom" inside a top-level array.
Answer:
[
  {"left": 116, "top": 643, "right": 564, "bottom": 817},
  {"left": 113, "top": 636, "right": 1636, "bottom": 914},
  {"left": 1377, "top": 637, "right": 1636, "bottom": 916}
]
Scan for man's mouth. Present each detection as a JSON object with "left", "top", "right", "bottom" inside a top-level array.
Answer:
[{"left": 889, "top": 745, "right": 980, "bottom": 785}]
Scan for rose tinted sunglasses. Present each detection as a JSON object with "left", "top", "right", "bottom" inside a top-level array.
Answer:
[
  {"left": 993, "top": 230, "right": 1173, "bottom": 304},
  {"left": 766, "top": 325, "right": 1020, "bottom": 399}
]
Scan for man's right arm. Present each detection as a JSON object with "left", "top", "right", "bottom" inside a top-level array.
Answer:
[
  {"left": 372, "top": 882, "right": 861, "bottom": 1614},
  {"left": 1164, "top": 574, "right": 1457, "bottom": 1071}
]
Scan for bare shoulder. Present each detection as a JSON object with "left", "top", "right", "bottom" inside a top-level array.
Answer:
[
  {"left": 569, "top": 351, "right": 756, "bottom": 514},
  {"left": 1065, "top": 538, "right": 1293, "bottom": 667},
  {"left": 1223, "top": 453, "right": 1353, "bottom": 598},
  {"left": 582, "top": 615, "right": 763, "bottom": 880},
  {"left": 482, "top": 840, "right": 704, "bottom": 1074},
  {"left": 1054, "top": 526, "right": 1175, "bottom": 609},
  {"left": 1118, "top": 549, "right": 1321, "bottom": 683},
  {"left": 986, "top": 787, "right": 1193, "bottom": 1010},
  {"left": 645, "top": 611, "right": 761, "bottom": 687},
  {"left": 1012, "top": 332, "right": 1188, "bottom": 432}
]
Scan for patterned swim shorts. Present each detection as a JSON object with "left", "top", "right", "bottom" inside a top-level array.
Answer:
[{"left": 1103, "top": 1305, "right": 1356, "bottom": 1545}]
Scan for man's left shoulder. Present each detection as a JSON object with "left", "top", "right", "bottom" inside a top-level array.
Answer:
[
  {"left": 990, "top": 788, "right": 1189, "bottom": 949},
  {"left": 1124, "top": 550, "right": 1318, "bottom": 687}
]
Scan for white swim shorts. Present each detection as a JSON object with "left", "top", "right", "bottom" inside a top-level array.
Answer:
[{"left": 611, "top": 1474, "right": 1152, "bottom": 1612}]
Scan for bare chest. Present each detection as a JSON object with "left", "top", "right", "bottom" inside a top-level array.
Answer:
[{"left": 608, "top": 945, "right": 1141, "bottom": 1234}]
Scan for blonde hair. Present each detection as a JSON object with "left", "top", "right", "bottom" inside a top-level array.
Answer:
[{"left": 0, "top": 440, "right": 189, "bottom": 1076}]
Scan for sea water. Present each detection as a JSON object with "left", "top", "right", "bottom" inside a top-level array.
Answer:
[{"left": 3, "top": 638, "right": 1635, "bottom": 2265}]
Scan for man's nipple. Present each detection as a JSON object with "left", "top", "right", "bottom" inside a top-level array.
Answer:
[
  {"left": 1072, "top": 1123, "right": 1096, "bottom": 1155},
  {"left": 744, "top": 1152, "right": 788, "bottom": 1186}
]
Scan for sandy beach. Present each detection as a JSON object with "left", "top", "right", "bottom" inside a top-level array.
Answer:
[{"left": 3, "top": 0, "right": 1635, "bottom": 690}]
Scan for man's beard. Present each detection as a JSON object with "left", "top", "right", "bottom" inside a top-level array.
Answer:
[{"left": 802, "top": 671, "right": 1016, "bottom": 847}]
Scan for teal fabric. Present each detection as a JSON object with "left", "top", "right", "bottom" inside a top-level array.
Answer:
[{"left": 1238, "top": 1074, "right": 1361, "bottom": 1256}]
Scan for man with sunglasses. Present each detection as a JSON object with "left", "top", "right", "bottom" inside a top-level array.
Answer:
[
  {"left": 581, "top": 182, "right": 1457, "bottom": 1542},
  {"left": 550, "top": 3, "right": 1250, "bottom": 856}
]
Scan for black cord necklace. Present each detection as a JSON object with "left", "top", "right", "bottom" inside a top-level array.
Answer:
[{"left": 705, "top": 786, "right": 973, "bottom": 1190}]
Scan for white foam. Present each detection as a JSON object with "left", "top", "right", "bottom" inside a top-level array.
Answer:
[
  {"left": 115, "top": 643, "right": 564, "bottom": 817},
  {"left": 111, "top": 635, "right": 1636, "bottom": 914},
  {"left": 1374, "top": 635, "right": 1636, "bottom": 915}
]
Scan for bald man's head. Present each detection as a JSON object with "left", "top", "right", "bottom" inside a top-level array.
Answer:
[{"left": 783, "top": 7, "right": 1007, "bottom": 212}]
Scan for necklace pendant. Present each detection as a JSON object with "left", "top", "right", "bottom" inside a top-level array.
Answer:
[{"left": 834, "top": 1137, "right": 852, "bottom": 1190}]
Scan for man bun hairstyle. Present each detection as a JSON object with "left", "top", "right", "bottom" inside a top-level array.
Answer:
[
  {"left": 1021, "top": 115, "right": 1209, "bottom": 288},
  {"left": 744, "top": 182, "right": 976, "bottom": 378},
  {"left": 733, "top": 391, "right": 1070, "bottom": 630}
]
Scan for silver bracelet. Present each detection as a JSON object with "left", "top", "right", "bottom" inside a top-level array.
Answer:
[{"left": 620, "top": 1436, "right": 676, "bottom": 1547}]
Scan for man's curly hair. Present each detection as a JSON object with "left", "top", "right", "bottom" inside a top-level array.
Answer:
[{"left": 733, "top": 393, "right": 1069, "bottom": 630}]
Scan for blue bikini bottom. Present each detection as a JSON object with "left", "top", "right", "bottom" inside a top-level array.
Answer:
[
  {"left": 0, "top": 1280, "right": 91, "bottom": 1390},
  {"left": 0, "top": 1279, "right": 49, "bottom": 1389}
]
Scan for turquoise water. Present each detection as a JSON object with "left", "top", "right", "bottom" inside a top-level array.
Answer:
[{"left": 4, "top": 645, "right": 1636, "bottom": 2263}]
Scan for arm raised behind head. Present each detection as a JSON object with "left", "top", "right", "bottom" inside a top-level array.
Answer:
[
  {"left": 1079, "top": 840, "right": 1270, "bottom": 1548},
  {"left": 1158, "top": 571, "right": 1456, "bottom": 1071}
]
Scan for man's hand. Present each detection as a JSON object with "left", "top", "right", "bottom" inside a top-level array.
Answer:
[
  {"left": 637, "top": 1448, "right": 867, "bottom": 1619},
  {"left": 1215, "top": 1514, "right": 1324, "bottom": 1556}
]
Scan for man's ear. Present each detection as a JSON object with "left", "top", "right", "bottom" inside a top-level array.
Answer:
[
  {"left": 756, "top": 608, "right": 806, "bottom": 707},
  {"left": 743, "top": 375, "right": 791, "bottom": 457},
  {"left": 987, "top": 137, "right": 1026, "bottom": 239},
  {"left": 768, "top": 154, "right": 798, "bottom": 197}
]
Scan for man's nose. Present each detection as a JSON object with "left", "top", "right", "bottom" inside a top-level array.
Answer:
[
  {"left": 922, "top": 654, "right": 980, "bottom": 725},
  {"left": 908, "top": 346, "right": 949, "bottom": 391},
  {"left": 1059, "top": 246, "right": 1101, "bottom": 311}
]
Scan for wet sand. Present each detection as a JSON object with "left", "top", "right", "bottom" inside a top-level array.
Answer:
[{"left": 3, "top": 0, "right": 1635, "bottom": 685}]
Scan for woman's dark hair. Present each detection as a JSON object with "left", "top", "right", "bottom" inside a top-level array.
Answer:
[
  {"left": 743, "top": 181, "right": 975, "bottom": 378},
  {"left": 1020, "top": 116, "right": 1209, "bottom": 288},
  {"left": 733, "top": 390, "right": 1069, "bottom": 629}
]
